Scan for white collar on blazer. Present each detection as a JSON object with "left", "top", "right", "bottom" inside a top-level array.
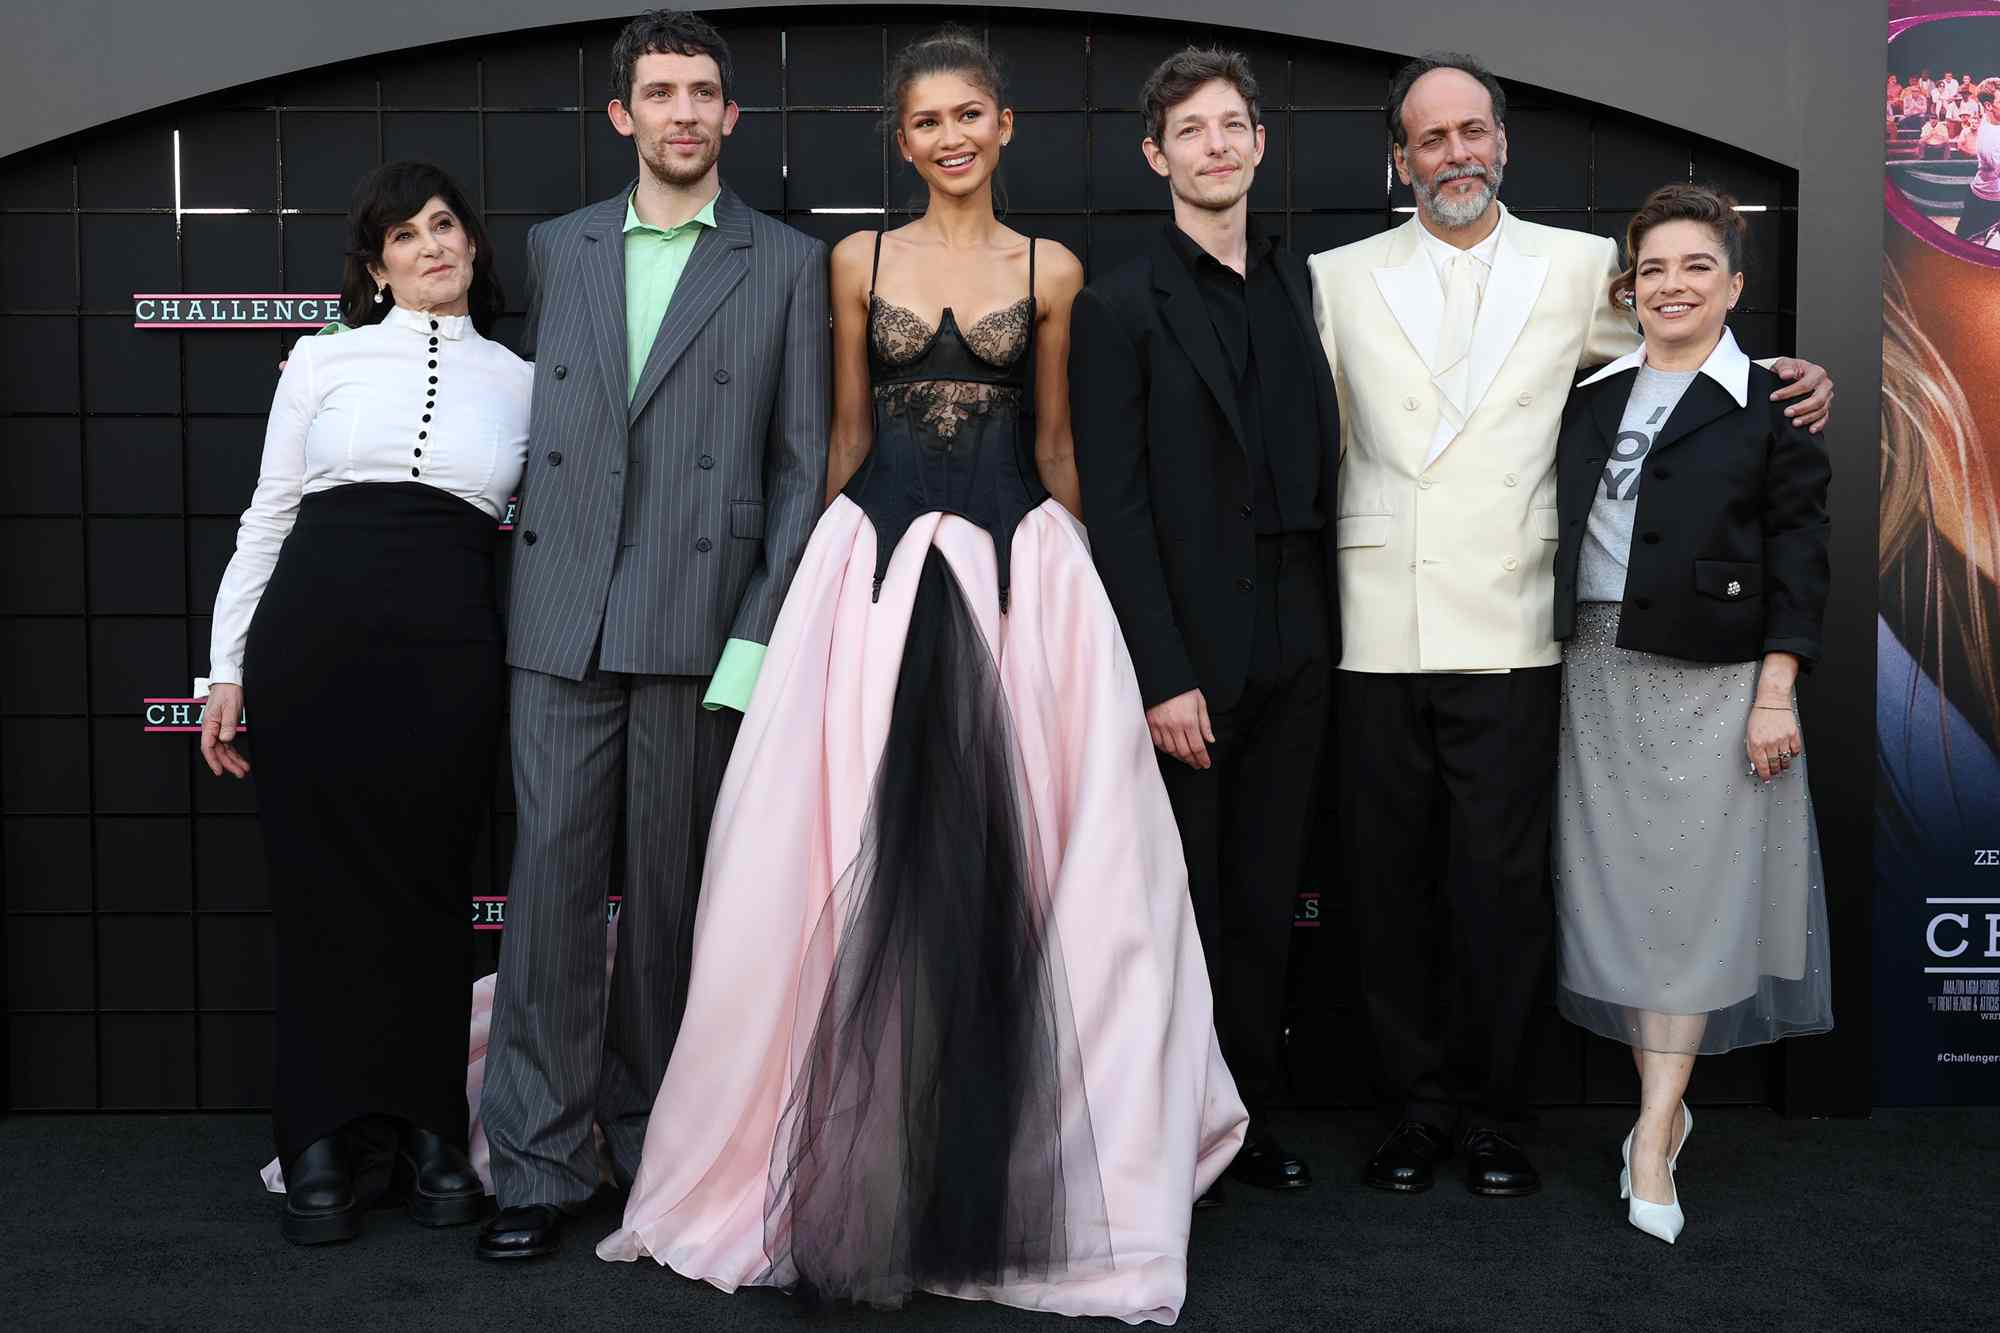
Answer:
[
  {"left": 1577, "top": 323, "right": 1750, "bottom": 407},
  {"left": 1373, "top": 204, "right": 1551, "bottom": 466}
]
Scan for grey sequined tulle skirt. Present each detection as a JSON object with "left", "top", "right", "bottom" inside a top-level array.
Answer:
[{"left": 1554, "top": 603, "right": 1833, "bottom": 1054}]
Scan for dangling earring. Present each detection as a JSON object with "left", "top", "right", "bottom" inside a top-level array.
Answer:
[{"left": 374, "top": 285, "right": 386, "bottom": 305}]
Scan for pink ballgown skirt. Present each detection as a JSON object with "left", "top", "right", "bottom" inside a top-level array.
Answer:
[{"left": 591, "top": 497, "right": 1245, "bottom": 1324}]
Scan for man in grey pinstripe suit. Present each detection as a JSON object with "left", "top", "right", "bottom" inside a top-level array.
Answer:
[{"left": 477, "top": 11, "right": 829, "bottom": 1259}]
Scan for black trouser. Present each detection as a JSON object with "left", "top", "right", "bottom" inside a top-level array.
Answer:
[
  {"left": 1962, "top": 187, "right": 2000, "bottom": 243},
  {"left": 1338, "top": 666, "right": 1560, "bottom": 1135},
  {"left": 1160, "top": 534, "right": 1332, "bottom": 1125}
]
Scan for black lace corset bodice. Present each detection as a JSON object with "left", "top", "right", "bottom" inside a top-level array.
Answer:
[{"left": 842, "top": 236, "right": 1047, "bottom": 609}]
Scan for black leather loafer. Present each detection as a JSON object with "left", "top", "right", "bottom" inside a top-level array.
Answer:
[
  {"left": 1364, "top": 1120, "right": 1452, "bottom": 1194},
  {"left": 1227, "top": 1131, "right": 1312, "bottom": 1191},
  {"left": 400, "top": 1127, "right": 486, "bottom": 1228},
  {"left": 1462, "top": 1128, "right": 1541, "bottom": 1197},
  {"left": 282, "top": 1134, "right": 362, "bottom": 1245},
  {"left": 476, "top": 1203, "right": 564, "bottom": 1260}
]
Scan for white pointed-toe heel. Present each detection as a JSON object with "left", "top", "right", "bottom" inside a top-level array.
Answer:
[
  {"left": 1620, "top": 1127, "right": 1685, "bottom": 1245},
  {"left": 1669, "top": 1103, "right": 1693, "bottom": 1172}
]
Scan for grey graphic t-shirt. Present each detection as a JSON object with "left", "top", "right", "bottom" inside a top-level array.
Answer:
[{"left": 1577, "top": 363, "right": 1699, "bottom": 603}]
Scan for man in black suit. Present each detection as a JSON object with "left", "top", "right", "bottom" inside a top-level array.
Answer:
[{"left": 1069, "top": 47, "right": 1341, "bottom": 1205}]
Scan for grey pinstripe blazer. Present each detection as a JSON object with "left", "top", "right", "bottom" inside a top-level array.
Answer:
[{"left": 505, "top": 183, "right": 830, "bottom": 680}]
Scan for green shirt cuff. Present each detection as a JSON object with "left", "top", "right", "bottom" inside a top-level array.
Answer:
[{"left": 702, "top": 638, "right": 766, "bottom": 713}]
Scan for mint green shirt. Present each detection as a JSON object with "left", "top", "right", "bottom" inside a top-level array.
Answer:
[
  {"left": 624, "top": 188, "right": 764, "bottom": 715},
  {"left": 624, "top": 188, "right": 717, "bottom": 399}
]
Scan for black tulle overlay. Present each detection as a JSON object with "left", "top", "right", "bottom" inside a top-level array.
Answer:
[{"left": 763, "top": 548, "right": 1111, "bottom": 1307}]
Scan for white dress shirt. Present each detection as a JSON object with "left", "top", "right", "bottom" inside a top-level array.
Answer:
[
  {"left": 1415, "top": 213, "right": 1503, "bottom": 307},
  {"left": 205, "top": 305, "right": 532, "bottom": 688},
  {"left": 1414, "top": 214, "right": 1504, "bottom": 464}
]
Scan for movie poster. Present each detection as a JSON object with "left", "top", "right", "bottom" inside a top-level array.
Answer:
[{"left": 1880, "top": 1, "right": 2000, "bottom": 1102}]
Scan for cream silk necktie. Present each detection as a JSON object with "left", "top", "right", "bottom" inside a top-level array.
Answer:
[{"left": 1433, "top": 250, "right": 1476, "bottom": 431}]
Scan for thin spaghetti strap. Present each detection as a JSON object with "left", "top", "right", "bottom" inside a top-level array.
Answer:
[
  {"left": 869, "top": 227, "right": 884, "bottom": 302},
  {"left": 1027, "top": 235, "right": 1036, "bottom": 301}
]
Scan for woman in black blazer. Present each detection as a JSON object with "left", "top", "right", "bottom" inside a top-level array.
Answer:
[{"left": 1549, "top": 184, "right": 1833, "bottom": 1245}]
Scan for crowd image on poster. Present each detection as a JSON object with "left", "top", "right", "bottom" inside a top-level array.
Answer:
[{"left": 1880, "top": 2, "right": 2000, "bottom": 1103}]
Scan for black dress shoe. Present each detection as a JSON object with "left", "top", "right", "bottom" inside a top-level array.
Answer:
[
  {"left": 477, "top": 1204, "right": 564, "bottom": 1260},
  {"left": 1226, "top": 1131, "right": 1312, "bottom": 1191},
  {"left": 282, "top": 1135, "right": 362, "bottom": 1245},
  {"left": 1461, "top": 1128, "right": 1541, "bottom": 1197},
  {"left": 1364, "top": 1120, "right": 1451, "bottom": 1194},
  {"left": 399, "top": 1127, "right": 486, "bottom": 1228},
  {"left": 1194, "top": 1181, "right": 1226, "bottom": 1210}
]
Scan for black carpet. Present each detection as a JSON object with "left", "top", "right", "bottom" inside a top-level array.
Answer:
[{"left": 4, "top": 1108, "right": 1992, "bottom": 1331}]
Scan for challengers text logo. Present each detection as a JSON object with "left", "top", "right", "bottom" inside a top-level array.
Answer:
[
  {"left": 143, "top": 697, "right": 244, "bottom": 733},
  {"left": 133, "top": 293, "right": 342, "bottom": 329},
  {"left": 474, "top": 897, "right": 621, "bottom": 931}
]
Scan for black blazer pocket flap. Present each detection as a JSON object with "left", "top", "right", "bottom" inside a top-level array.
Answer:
[
  {"left": 729, "top": 500, "right": 766, "bottom": 539},
  {"left": 1693, "top": 560, "right": 1761, "bottom": 601}
]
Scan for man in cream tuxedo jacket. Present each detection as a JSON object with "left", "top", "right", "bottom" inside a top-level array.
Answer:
[
  {"left": 1316, "top": 204, "right": 1629, "bottom": 673},
  {"left": 1309, "top": 53, "right": 1831, "bottom": 1199}
]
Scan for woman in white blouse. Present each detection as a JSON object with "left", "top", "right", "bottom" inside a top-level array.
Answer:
[{"left": 198, "top": 161, "right": 530, "bottom": 1245}]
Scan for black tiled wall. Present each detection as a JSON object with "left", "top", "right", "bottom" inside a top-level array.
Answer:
[{"left": 0, "top": 8, "right": 1797, "bottom": 1111}]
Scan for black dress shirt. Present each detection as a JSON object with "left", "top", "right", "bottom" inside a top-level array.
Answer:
[{"left": 1167, "top": 223, "right": 1323, "bottom": 534}]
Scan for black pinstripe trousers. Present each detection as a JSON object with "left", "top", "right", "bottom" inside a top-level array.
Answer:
[{"left": 479, "top": 665, "right": 740, "bottom": 1210}]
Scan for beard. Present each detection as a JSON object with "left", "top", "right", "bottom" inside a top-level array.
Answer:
[
  {"left": 640, "top": 129, "right": 721, "bottom": 187},
  {"left": 1414, "top": 160, "right": 1502, "bottom": 228}
]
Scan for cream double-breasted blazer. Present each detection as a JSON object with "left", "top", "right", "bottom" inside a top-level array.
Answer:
[{"left": 1308, "top": 206, "right": 1637, "bottom": 672}]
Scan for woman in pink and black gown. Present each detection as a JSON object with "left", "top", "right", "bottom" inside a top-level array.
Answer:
[{"left": 594, "top": 28, "right": 1246, "bottom": 1325}]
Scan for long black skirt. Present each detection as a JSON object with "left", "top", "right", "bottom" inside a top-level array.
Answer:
[{"left": 245, "top": 481, "right": 501, "bottom": 1173}]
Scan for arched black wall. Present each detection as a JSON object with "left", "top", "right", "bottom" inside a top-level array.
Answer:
[{"left": 2, "top": 8, "right": 1804, "bottom": 1113}]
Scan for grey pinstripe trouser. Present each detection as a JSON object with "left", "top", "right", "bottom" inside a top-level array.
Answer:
[{"left": 480, "top": 665, "right": 740, "bottom": 1210}]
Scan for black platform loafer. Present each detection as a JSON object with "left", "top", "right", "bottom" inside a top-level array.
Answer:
[
  {"left": 1364, "top": 1120, "right": 1452, "bottom": 1194},
  {"left": 476, "top": 1204, "right": 564, "bottom": 1260},
  {"left": 399, "top": 1127, "right": 486, "bottom": 1228},
  {"left": 1227, "top": 1131, "right": 1313, "bottom": 1191},
  {"left": 282, "top": 1134, "right": 362, "bottom": 1245},
  {"left": 1462, "top": 1128, "right": 1541, "bottom": 1197}
]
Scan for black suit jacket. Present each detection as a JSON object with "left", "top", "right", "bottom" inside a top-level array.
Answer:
[
  {"left": 1553, "top": 360, "right": 1830, "bottom": 665},
  {"left": 1069, "top": 226, "right": 1342, "bottom": 711}
]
